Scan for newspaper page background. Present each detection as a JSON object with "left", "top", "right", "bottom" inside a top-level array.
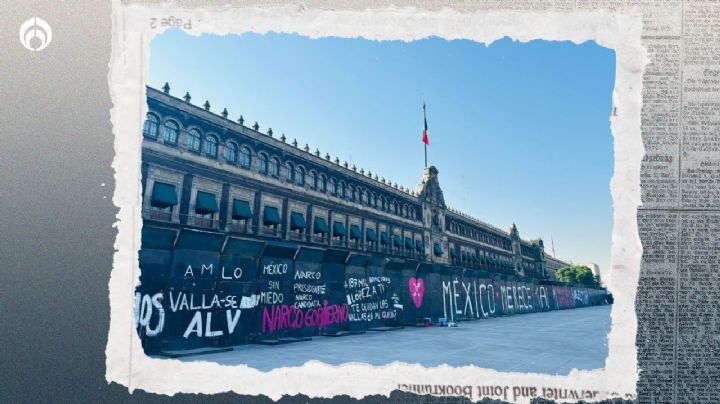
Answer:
[{"left": 104, "top": 1, "right": 718, "bottom": 403}]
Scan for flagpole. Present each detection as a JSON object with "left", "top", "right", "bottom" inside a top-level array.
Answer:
[{"left": 423, "top": 102, "right": 428, "bottom": 168}]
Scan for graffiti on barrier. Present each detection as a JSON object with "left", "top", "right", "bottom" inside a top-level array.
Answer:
[
  {"left": 409, "top": 277, "right": 425, "bottom": 308},
  {"left": 552, "top": 287, "right": 575, "bottom": 309},
  {"left": 262, "top": 301, "right": 349, "bottom": 333},
  {"left": 135, "top": 292, "right": 165, "bottom": 337},
  {"left": 136, "top": 237, "right": 609, "bottom": 353},
  {"left": 345, "top": 276, "right": 398, "bottom": 322}
]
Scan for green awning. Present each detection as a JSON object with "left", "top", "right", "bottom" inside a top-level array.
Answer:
[
  {"left": 450, "top": 249, "right": 457, "bottom": 258},
  {"left": 231, "top": 199, "right": 252, "bottom": 220},
  {"left": 313, "top": 217, "right": 329, "bottom": 234},
  {"left": 263, "top": 206, "right": 281, "bottom": 225},
  {"left": 333, "top": 221, "right": 347, "bottom": 237},
  {"left": 433, "top": 243, "right": 443, "bottom": 256},
  {"left": 404, "top": 238, "right": 414, "bottom": 250},
  {"left": 290, "top": 212, "right": 306, "bottom": 230},
  {"left": 461, "top": 251, "right": 468, "bottom": 260},
  {"left": 350, "top": 225, "right": 361, "bottom": 240},
  {"left": 392, "top": 235, "right": 401, "bottom": 247},
  {"left": 415, "top": 239, "right": 424, "bottom": 252},
  {"left": 471, "top": 253, "right": 477, "bottom": 262},
  {"left": 151, "top": 182, "right": 178, "bottom": 208},
  {"left": 366, "top": 228, "right": 377, "bottom": 242},
  {"left": 195, "top": 191, "right": 218, "bottom": 214},
  {"left": 380, "top": 232, "right": 389, "bottom": 245}
]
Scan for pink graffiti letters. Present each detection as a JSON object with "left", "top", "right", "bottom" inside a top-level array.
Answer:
[
  {"left": 409, "top": 277, "right": 425, "bottom": 308},
  {"left": 262, "top": 300, "right": 349, "bottom": 333},
  {"left": 552, "top": 287, "right": 576, "bottom": 309}
]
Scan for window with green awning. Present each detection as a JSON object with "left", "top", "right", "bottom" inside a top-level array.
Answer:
[
  {"left": 380, "top": 232, "right": 389, "bottom": 245},
  {"left": 349, "top": 225, "right": 361, "bottom": 240},
  {"left": 313, "top": 217, "right": 328, "bottom": 234},
  {"left": 433, "top": 243, "right": 443, "bottom": 256},
  {"left": 263, "top": 206, "right": 281, "bottom": 225},
  {"left": 151, "top": 182, "right": 178, "bottom": 208},
  {"left": 415, "top": 239, "right": 424, "bottom": 252},
  {"left": 366, "top": 228, "right": 377, "bottom": 242},
  {"left": 231, "top": 199, "right": 252, "bottom": 220},
  {"left": 290, "top": 212, "right": 306, "bottom": 230},
  {"left": 333, "top": 221, "right": 346, "bottom": 238},
  {"left": 195, "top": 191, "right": 219, "bottom": 214},
  {"left": 404, "top": 238, "right": 414, "bottom": 250},
  {"left": 461, "top": 251, "right": 468, "bottom": 260},
  {"left": 450, "top": 249, "right": 457, "bottom": 259},
  {"left": 392, "top": 235, "right": 401, "bottom": 247}
]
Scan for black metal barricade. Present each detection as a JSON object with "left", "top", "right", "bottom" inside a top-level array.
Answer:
[
  {"left": 291, "top": 247, "right": 327, "bottom": 338},
  {"left": 136, "top": 226, "right": 177, "bottom": 354},
  {"left": 218, "top": 237, "right": 264, "bottom": 346},
  {"left": 318, "top": 248, "right": 350, "bottom": 336},
  {"left": 163, "top": 229, "right": 225, "bottom": 351},
  {"left": 256, "top": 241, "right": 298, "bottom": 343}
]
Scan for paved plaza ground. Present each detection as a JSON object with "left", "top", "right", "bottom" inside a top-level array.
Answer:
[{"left": 180, "top": 304, "right": 611, "bottom": 375}]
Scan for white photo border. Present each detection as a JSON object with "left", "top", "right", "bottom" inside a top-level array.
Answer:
[{"left": 107, "top": 3, "right": 645, "bottom": 402}]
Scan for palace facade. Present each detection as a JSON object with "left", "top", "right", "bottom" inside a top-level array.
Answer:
[{"left": 140, "top": 84, "right": 572, "bottom": 280}]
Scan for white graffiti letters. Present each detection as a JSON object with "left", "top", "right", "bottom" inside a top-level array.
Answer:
[
  {"left": 263, "top": 262, "right": 288, "bottom": 275},
  {"left": 135, "top": 292, "right": 165, "bottom": 337},
  {"left": 221, "top": 266, "right": 243, "bottom": 280}
]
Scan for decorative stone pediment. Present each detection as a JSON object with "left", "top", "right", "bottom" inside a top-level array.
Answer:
[{"left": 416, "top": 165, "right": 446, "bottom": 209}]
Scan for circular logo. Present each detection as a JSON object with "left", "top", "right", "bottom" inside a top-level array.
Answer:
[{"left": 19, "top": 17, "right": 52, "bottom": 52}]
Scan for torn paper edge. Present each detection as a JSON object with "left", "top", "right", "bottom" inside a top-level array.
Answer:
[{"left": 106, "top": 3, "right": 646, "bottom": 402}]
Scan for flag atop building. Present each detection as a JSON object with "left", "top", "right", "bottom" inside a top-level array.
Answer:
[
  {"left": 422, "top": 103, "right": 429, "bottom": 167},
  {"left": 422, "top": 103, "right": 429, "bottom": 145}
]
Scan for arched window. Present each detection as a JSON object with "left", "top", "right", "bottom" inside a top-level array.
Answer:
[
  {"left": 269, "top": 158, "right": 280, "bottom": 176},
  {"left": 258, "top": 153, "right": 268, "bottom": 173},
  {"left": 143, "top": 114, "right": 159, "bottom": 139},
  {"left": 319, "top": 175, "right": 326, "bottom": 192},
  {"left": 296, "top": 167, "right": 305, "bottom": 186},
  {"left": 381, "top": 197, "right": 386, "bottom": 210},
  {"left": 224, "top": 142, "right": 237, "bottom": 163},
  {"left": 340, "top": 182, "right": 346, "bottom": 198},
  {"left": 285, "top": 162, "right": 295, "bottom": 182},
  {"left": 204, "top": 135, "right": 218, "bottom": 158},
  {"left": 372, "top": 194, "right": 377, "bottom": 208},
  {"left": 330, "top": 179, "right": 337, "bottom": 195},
  {"left": 187, "top": 129, "right": 201, "bottom": 152},
  {"left": 310, "top": 171, "right": 318, "bottom": 189},
  {"left": 163, "top": 121, "right": 179, "bottom": 145},
  {"left": 240, "top": 147, "right": 251, "bottom": 168}
]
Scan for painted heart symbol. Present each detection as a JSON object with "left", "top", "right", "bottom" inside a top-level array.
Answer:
[{"left": 409, "top": 277, "right": 425, "bottom": 308}]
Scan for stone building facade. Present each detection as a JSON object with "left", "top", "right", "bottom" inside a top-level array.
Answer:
[{"left": 141, "top": 84, "right": 563, "bottom": 280}]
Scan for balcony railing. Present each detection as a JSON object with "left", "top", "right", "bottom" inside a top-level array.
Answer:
[
  {"left": 143, "top": 207, "right": 173, "bottom": 222},
  {"left": 287, "top": 231, "right": 306, "bottom": 242},
  {"left": 183, "top": 214, "right": 220, "bottom": 229},
  {"left": 227, "top": 220, "right": 250, "bottom": 234},
  {"left": 261, "top": 226, "right": 280, "bottom": 237}
]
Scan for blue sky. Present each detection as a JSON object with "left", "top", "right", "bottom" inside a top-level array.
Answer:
[{"left": 149, "top": 30, "right": 616, "bottom": 278}]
